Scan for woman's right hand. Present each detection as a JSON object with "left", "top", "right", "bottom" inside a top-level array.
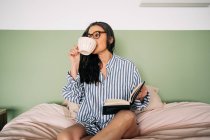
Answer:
[
  {"left": 68, "top": 46, "right": 80, "bottom": 79},
  {"left": 69, "top": 46, "right": 80, "bottom": 65}
]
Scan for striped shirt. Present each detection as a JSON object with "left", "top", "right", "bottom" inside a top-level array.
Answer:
[{"left": 62, "top": 54, "right": 150, "bottom": 135}]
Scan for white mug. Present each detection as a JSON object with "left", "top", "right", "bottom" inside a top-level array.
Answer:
[{"left": 78, "top": 37, "right": 96, "bottom": 55}]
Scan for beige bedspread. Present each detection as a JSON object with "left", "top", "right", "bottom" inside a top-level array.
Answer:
[
  {"left": 135, "top": 102, "right": 210, "bottom": 139},
  {"left": 0, "top": 102, "right": 210, "bottom": 140}
]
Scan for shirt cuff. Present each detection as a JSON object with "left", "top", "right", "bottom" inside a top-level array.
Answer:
[
  {"left": 141, "top": 91, "right": 150, "bottom": 105},
  {"left": 67, "top": 72, "right": 80, "bottom": 83}
]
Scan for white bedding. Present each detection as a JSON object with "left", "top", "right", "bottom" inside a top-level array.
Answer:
[
  {"left": 0, "top": 104, "right": 75, "bottom": 140},
  {"left": 0, "top": 102, "right": 210, "bottom": 140},
  {"left": 135, "top": 102, "right": 210, "bottom": 139}
]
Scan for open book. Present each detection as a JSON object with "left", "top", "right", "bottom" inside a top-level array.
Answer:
[{"left": 103, "top": 81, "right": 145, "bottom": 115}]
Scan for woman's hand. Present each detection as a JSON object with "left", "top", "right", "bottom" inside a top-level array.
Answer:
[
  {"left": 136, "top": 85, "right": 148, "bottom": 101},
  {"left": 68, "top": 46, "right": 80, "bottom": 79},
  {"left": 69, "top": 46, "right": 80, "bottom": 64}
]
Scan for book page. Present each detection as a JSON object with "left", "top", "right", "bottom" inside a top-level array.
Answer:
[
  {"left": 129, "top": 81, "right": 145, "bottom": 104},
  {"left": 104, "top": 99, "right": 129, "bottom": 106}
]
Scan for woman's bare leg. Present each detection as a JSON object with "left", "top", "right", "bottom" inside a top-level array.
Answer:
[
  {"left": 57, "top": 123, "right": 87, "bottom": 140},
  {"left": 91, "top": 110, "right": 139, "bottom": 140},
  {"left": 81, "top": 136, "right": 93, "bottom": 140}
]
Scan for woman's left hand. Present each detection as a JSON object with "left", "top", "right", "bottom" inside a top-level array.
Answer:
[{"left": 136, "top": 85, "right": 148, "bottom": 101}]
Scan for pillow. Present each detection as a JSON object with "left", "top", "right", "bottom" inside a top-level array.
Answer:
[
  {"left": 143, "top": 85, "right": 164, "bottom": 111},
  {"left": 64, "top": 85, "right": 164, "bottom": 119},
  {"left": 63, "top": 100, "right": 80, "bottom": 120}
]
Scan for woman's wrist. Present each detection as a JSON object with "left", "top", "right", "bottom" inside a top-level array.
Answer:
[
  {"left": 69, "top": 70, "right": 78, "bottom": 79},
  {"left": 69, "top": 64, "right": 79, "bottom": 79}
]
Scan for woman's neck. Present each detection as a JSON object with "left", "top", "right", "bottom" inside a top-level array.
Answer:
[{"left": 98, "top": 50, "right": 113, "bottom": 68}]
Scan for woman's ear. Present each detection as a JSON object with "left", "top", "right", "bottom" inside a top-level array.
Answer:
[{"left": 109, "top": 37, "right": 114, "bottom": 44}]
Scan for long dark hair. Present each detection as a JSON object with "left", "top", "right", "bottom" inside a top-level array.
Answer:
[{"left": 79, "top": 22, "right": 115, "bottom": 84}]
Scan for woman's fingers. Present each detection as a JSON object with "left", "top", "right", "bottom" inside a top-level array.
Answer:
[
  {"left": 137, "top": 85, "right": 148, "bottom": 101},
  {"left": 69, "top": 46, "right": 79, "bottom": 56}
]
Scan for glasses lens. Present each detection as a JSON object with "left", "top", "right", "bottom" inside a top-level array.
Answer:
[{"left": 93, "top": 32, "right": 100, "bottom": 39}]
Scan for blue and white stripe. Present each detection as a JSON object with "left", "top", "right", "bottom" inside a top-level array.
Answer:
[{"left": 62, "top": 54, "right": 150, "bottom": 135}]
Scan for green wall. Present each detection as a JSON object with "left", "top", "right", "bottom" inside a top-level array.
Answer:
[{"left": 0, "top": 30, "right": 210, "bottom": 121}]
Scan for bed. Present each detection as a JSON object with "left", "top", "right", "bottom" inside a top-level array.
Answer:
[{"left": 1, "top": 86, "right": 210, "bottom": 140}]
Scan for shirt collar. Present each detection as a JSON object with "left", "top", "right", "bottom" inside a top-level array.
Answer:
[{"left": 106, "top": 53, "right": 116, "bottom": 71}]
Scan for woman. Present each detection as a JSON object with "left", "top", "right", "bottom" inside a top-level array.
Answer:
[{"left": 57, "top": 22, "right": 150, "bottom": 140}]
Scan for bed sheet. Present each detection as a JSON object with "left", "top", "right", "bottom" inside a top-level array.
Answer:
[
  {"left": 0, "top": 102, "right": 210, "bottom": 140},
  {"left": 0, "top": 103, "right": 75, "bottom": 140}
]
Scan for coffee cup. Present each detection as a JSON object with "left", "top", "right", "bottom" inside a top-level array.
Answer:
[{"left": 78, "top": 37, "right": 96, "bottom": 55}]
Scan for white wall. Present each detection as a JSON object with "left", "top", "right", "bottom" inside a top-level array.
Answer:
[{"left": 0, "top": 0, "right": 210, "bottom": 30}]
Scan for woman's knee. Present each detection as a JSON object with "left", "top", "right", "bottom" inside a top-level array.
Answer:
[
  {"left": 57, "top": 123, "right": 86, "bottom": 140},
  {"left": 57, "top": 131, "right": 73, "bottom": 140}
]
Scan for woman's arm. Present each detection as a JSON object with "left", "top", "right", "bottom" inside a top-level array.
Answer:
[
  {"left": 62, "top": 46, "right": 85, "bottom": 104},
  {"left": 62, "top": 73, "right": 85, "bottom": 104},
  {"left": 131, "top": 66, "right": 150, "bottom": 111}
]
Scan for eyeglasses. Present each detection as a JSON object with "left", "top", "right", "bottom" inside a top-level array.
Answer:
[{"left": 87, "top": 31, "right": 106, "bottom": 39}]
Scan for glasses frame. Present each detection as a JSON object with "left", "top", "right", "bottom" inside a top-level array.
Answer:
[{"left": 87, "top": 31, "right": 106, "bottom": 39}]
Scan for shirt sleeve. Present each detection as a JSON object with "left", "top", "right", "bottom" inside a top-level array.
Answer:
[
  {"left": 130, "top": 66, "right": 150, "bottom": 111},
  {"left": 62, "top": 72, "right": 85, "bottom": 104}
]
